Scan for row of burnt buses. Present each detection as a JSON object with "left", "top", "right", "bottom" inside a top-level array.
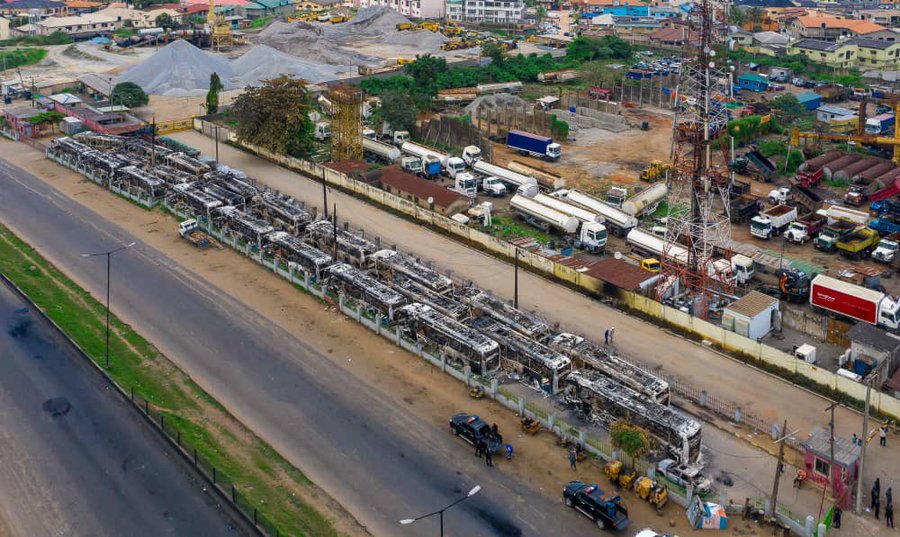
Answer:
[{"left": 47, "top": 134, "right": 702, "bottom": 466}]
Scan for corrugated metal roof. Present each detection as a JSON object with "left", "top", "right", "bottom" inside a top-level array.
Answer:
[
  {"left": 803, "top": 428, "right": 859, "bottom": 466},
  {"left": 847, "top": 323, "right": 900, "bottom": 352},
  {"left": 585, "top": 258, "right": 656, "bottom": 291},
  {"left": 725, "top": 290, "right": 778, "bottom": 319}
]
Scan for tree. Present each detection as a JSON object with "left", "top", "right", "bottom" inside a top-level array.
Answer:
[
  {"left": 535, "top": 5, "right": 547, "bottom": 21},
  {"left": 610, "top": 421, "right": 650, "bottom": 465},
  {"left": 747, "top": 7, "right": 764, "bottom": 25},
  {"left": 231, "top": 75, "right": 314, "bottom": 157},
  {"left": 567, "top": 35, "right": 632, "bottom": 63},
  {"left": 377, "top": 91, "right": 417, "bottom": 133},
  {"left": 155, "top": 12, "right": 175, "bottom": 30},
  {"left": 110, "top": 81, "right": 149, "bottom": 108},
  {"left": 771, "top": 93, "right": 804, "bottom": 123},
  {"left": 206, "top": 72, "right": 223, "bottom": 115},
  {"left": 727, "top": 7, "right": 746, "bottom": 27},
  {"left": 578, "top": 61, "right": 622, "bottom": 88},
  {"left": 406, "top": 54, "right": 448, "bottom": 96},
  {"left": 481, "top": 42, "right": 507, "bottom": 66}
]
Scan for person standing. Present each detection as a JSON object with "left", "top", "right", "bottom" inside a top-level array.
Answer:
[
  {"left": 852, "top": 433, "right": 859, "bottom": 446},
  {"left": 475, "top": 439, "right": 484, "bottom": 458},
  {"left": 887, "top": 502, "right": 895, "bottom": 529},
  {"left": 569, "top": 449, "right": 577, "bottom": 471},
  {"left": 485, "top": 447, "right": 493, "bottom": 467},
  {"left": 887, "top": 487, "right": 893, "bottom": 506},
  {"left": 604, "top": 329, "right": 609, "bottom": 345},
  {"left": 833, "top": 506, "right": 842, "bottom": 529},
  {"left": 873, "top": 478, "right": 881, "bottom": 511},
  {"left": 881, "top": 426, "right": 888, "bottom": 447},
  {"left": 609, "top": 328, "right": 615, "bottom": 343},
  {"left": 876, "top": 495, "right": 881, "bottom": 520},
  {"left": 506, "top": 443, "right": 514, "bottom": 461}
]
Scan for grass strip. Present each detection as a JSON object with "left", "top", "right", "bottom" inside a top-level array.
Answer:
[{"left": 0, "top": 223, "right": 342, "bottom": 537}]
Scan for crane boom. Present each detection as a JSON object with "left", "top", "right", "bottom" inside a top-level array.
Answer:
[{"left": 791, "top": 102, "right": 900, "bottom": 164}]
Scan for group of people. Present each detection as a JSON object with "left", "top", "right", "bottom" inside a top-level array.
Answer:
[
  {"left": 474, "top": 423, "right": 513, "bottom": 467},
  {"left": 851, "top": 426, "right": 890, "bottom": 448},
  {"left": 870, "top": 478, "right": 895, "bottom": 529},
  {"left": 604, "top": 328, "right": 615, "bottom": 346}
]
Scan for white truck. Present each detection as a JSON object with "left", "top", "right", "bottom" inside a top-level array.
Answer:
[
  {"left": 750, "top": 204, "right": 797, "bottom": 240},
  {"left": 481, "top": 176, "right": 507, "bottom": 197},
  {"left": 625, "top": 229, "right": 744, "bottom": 284},
  {"left": 451, "top": 172, "right": 477, "bottom": 198},
  {"left": 509, "top": 194, "right": 607, "bottom": 252},
  {"left": 873, "top": 232, "right": 900, "bottom": 264},
  {"left": 767, "top": 186, "right": 791, "bottom": 205},
  {"left": 314, "top": 121, "right": 331, "bottom": 141},
  {"left": 810, "top": 274, "right": 900, "bottom": 330},
  {"left": 401, "top": 141, "right": 449, "bottom": 168},
  {"left": 400, "top": 156, "right": 423, "bottom": 175},
  {"left": 825, "top": 205, "right": 868, "bottom": 226},
  {"left": 462, "top": 145, "right": 482, "bottom": 166},
  {"left": 445, "top": 157, "right": 467, "bottom": 178},
  {"left": 472, "top": 161, "right": 538, "bottom": 192},
  {"left": 362, "top": 138, "right": 400, "bottom": 162},
  {"left": 556, "top": 189, "right": 638, "bottom": 237}
]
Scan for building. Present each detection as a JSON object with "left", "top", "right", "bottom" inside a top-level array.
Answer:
[
  {"left": 816, "top": 104, "right": 856, "bottom": 122},
  {"left": 801, "top": 428, "right": 859, "bottom": 509},
  {"left": 785, "top": 14, "right": 885, "bottom": 41},
  {"left": 722, "top": 291, "right": 779, "bottom": 340},
  {"left": 34, "top": 13, "right": 119, "bottom": 36},
  {"left": 0, "top": 107, "right": 48, "bottom": 139},
  {"left": 862, "top": 27, "right": 900, "bottom": 43},
  {"left": 0, "top": 0, "right": 66, "bottom": 18},
  {"left": 95, "top": 6, "right": 161, "bottom": 27},
  {"left": 64, "top": 0, "right": 102, "bottom": 13},
  {"left": 446, "top": 0, "right": 523, "bottom": 24},
  {"left": 736, "top": 73, "right": 770, "bottom": 91},
  {"left": 796, "top": 91, "right": 822, "bottom": 111},
  {"left": 846, "top": 322, "right": 900, "bottom": 384},
  {"left": 856, "top": 8, "right": 900, "bottom": 27},
  {"left": 295, "top": 0, "right": 342, "bottom": 11},
  {"left": 358, "top": 0, "right": 443, "bottom": 18},
  {"left": 788, "top": 38, "right": 857, "bottom": 68},
  {"left": 0, "top": 15, "right": 10, "bottom": 40},
  {"left": 584, "top": 258, "right": 659, "bottom": 293},
  {"left": 848, "top": 37, "right": 900, "bottom": 69},
  {"left": 244, "top": 0, "right": 295, "bottom": 18},
  {"left": 646, "top": 25, "right": 696, "bottom": 46},
  {"left": 367, "top": 165, "right": 469, "bottom": 216}
]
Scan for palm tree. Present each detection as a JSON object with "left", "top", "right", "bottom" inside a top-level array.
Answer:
[{"left": 728, "top": 7, "right": 746, "bottom": 27}]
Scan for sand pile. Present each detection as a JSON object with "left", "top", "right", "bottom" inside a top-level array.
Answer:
[
  {"left": 232, "top": 45, "right": 352, "bottom": 85},
  {"left": 465, "top": 94, "right": 529, "bottom": 119},
  {"left": 257, "top": 6, "right": 446, "bottom": 64},
  {"left": 118, "top": 40, "right": 237, "bottom": 97}
]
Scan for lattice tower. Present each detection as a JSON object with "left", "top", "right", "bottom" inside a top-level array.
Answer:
[{"left": 330, "top": 85, "right": 363, "bottom": 162}]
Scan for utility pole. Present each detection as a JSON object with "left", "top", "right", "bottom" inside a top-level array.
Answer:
[
  {"left": 322, "top": 171, "right": 329, "bottom": 219},
  {"left": 151, "top": 115, "right": 156, "bottom": 167},
  {"left": 770, "top": 420, "right": 797, "bottom": 528},
  {"left": 856, "top": 359, "right": 888, "bottom": 514},
  {"left": 819, "top": 402, "right": 839, "bottom": 521},
  {"left": 513, "top": 247, "right": 519, "bottom": 309},
  {"left": 332, "top": 204, "right": 337, "bottom": 262}
]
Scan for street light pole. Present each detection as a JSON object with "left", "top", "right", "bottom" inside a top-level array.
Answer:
[
  {"left": 81, "top": 242, "right": 136, "bottom": 369},
  {"left": 400, "top": 485, "right": 481, "bottom": 536}
]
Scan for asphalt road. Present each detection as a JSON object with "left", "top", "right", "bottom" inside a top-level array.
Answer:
[
  {"left": 0, "top": 280, "right": 244, "bottom": 536},
  {"left": 0, "top": 161, "right": 587, "bottom": 536}
]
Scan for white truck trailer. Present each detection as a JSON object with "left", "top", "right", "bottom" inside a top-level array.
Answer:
[
  {"left": 557, "top": 189, "right": 638, "bottom": 236},
  {"left": 473, "top": 161, "right": 538, "bottom": 191}
]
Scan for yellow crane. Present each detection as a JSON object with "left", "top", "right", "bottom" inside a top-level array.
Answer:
[
  {"left": 207, "top": 0, "right": 233, "bottom": 51},
  {"left": 790, "top": 102, "right": 900, "bottom": 164}
]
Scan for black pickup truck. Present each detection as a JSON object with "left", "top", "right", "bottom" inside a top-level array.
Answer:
[
  {"left": 563, "top": 481, "right": 630, "bottom": 531},
  {"left": 449, "top": 413, "right": 502, "bottom": 453}
]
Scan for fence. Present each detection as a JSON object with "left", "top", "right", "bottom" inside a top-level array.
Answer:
[
  {"left": 156, "top": 116, "right": 197, "bottom": 135},
  {"left": 46, "top": 151, "right": 159, "bottom": 209},
  {"left": 414, "top": 116, "right": 494, "bottom": 161},
  {"left": 192, "top": 118, "right": 900, "bottom": 422},
  {"left": 0, "top": 272, "right": 270, "bottom": 537}
]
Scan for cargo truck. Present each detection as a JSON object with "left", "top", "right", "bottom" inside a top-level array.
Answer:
[
  {"left": 750, "top": 204, "right": 797, "bottom": 239},
  {"left": 865, "top": 113, "right": 895, "bottom": 135},
  {"left": 480, "top": 176, "right": 507, "bottom": 197},
  {"left": 745, "top": 147, "right": 776, "bottom": 182},
  {"left": 558, "top": 189, "right": 638, "bottom": 237},
  {"left": 837, "top": 228, "right": 879, "bottom": 259},
  {"left": 625, "top": 229, "right": 744, "bottom": 285},
  {"left": 784, "top": 213, "right": 827, "bottom": 244},
  {"left": 870, "top": 199, "right": 900, "bottom": 217},
  {"left": 810, "top": 274, "right": 900, "bottom": 329},
  {"left": 507, "top": 130, "right": 561, "bottom": 161},
  {"left": 873, "top": 232, "right": 900, "bottom": 264},
  {"left": 729, "top": 194, "right": 764, "bottom": 224},
  {"left": 825, "top": 205, "right": 869, "bottom": 226},
  {"left": 362, "top": 138, "right": 400, "bottom": 162},
  {"left": 815, "top": 219, "right": 858, "bottom": 252},
  {"left": 401, "top": 141, "right": 449, "bottom": 169},
  {"left": 869, "top": 216, "right": 900, "bottom": 236}
]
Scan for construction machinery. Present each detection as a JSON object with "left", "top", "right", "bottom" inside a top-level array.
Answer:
[
  {"left": 396, "top": 22, "right": 414, "bottom": 30},
  {"left": 634, "top": 476, "right": 668, "bottom": 509},
  {"left": 417, "top": 21, "right": 440, "bottom": 32},
  {"left": 640, "top": 160, "right": 672, "bottom": 182},
  {"left": 397, "top": 57, "right": 415, "bottom": 65},
  {"left": 206, "top": 0, "right": 233, "bottom": 51},
  {"left": 604, "top": 460, "right": 638, "bottom": 490},
  {"left": 441, "top": 23, "right": 463, "bottom": 37},
  {"left": 330, "top": 14, "right": 347, "bottom": 23},
  {"left": 791, "top": 102, "right": 900, "bottom": 164},
  {"left": 178, "top": 219, "right": 210, "bottom": 249}
]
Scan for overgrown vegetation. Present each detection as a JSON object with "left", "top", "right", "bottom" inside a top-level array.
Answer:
[
  {"left": 111, "top": 81, "right": 149, "bottom": 108},
  {"left": 0, "top": 224, "right": 339, "bottom": 537},
  {"left": 0, "top": 31, "right": 72, "bottom": 46},
  {"left": 250, "top": 16, "right": 273, "bottom": 29},
  {"left": 610, "top": 421, "right": 650, "bottom": 465},
  {"left": 232, "top": 75, "right": 315, "bottom": 157},
  {"left": 727, "top": 49, "right": 863, "bottom": 87},
  {"left": 0, "top": 48, "right": 47, "bottom": 70}
]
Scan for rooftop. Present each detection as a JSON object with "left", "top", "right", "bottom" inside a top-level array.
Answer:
[
  {"left": 796, "top": 91, "right": 822, "bottom": 103},
  {"left": 0, "top": 0, "right": 64, "bottom": 10},
  {"left": 847, "top": 323, "right": 900, "bottom": 352},
  {"left": 792, "top": 38, "right": 850, "bottom": 51},
  {"left": 803, "top": 428, "right": 859, "bottom": 467},
  {"left": 753, "top": 30, "right": 788, "bottom": 44},
  {"left": 738, "top": 73, "right": 769, "bottom": 83},
  {"left": 725, "top": 290, "right": 778, "bottom": 318},
  {"left": 817, "top": 104, "right": 857, "bottom": 116},
  {"left": 39, "top": 13, "right": 116, "bottom": 27},
  {"left": 585, "top": 258, "right": 657, "bottom": 291},
  {"left": 847, "top": 36, "right": 897, "bottom": 49},
  {"left": 794, "top": 14, "right": 885, "bottom": 34},
  {"left": 370, "top": 165, "right": 464, "bottom": 209}
]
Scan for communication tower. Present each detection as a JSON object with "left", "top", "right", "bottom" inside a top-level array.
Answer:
[{"left": 330, "top": 85, "right": 363, "bottom": 162}]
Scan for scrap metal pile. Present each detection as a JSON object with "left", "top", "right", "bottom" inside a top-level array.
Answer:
[{"left": 44, "top": 135, "right": 702, "bottom": 466}]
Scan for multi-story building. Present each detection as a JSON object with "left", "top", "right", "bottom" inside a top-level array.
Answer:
[
  {"left": 787, "top": 36, "right": 900, "bottom": 69},
  {"left": 357, "top": 0, "right": 443, "bottom": 19},
  {"left": 856, "top": 9, "right": 900, "bottom": 28},
  {"left": 850, "top": 37, "right": 900, "bottom": 69},
  {"left": 784, "top": 14, "right": 885, "bottom": 41},
  {"left": 446, "top": 0, "right": 523, "bottom": 24}
]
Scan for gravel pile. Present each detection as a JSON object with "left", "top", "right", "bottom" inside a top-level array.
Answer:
[
  {"left": 117, "top": 40, "right": 237, "bottom": 97},
  {"left": 233, "top": 45, "right": 352, "bottom": 85},
  {"left": 465, "top": 94, "right": 529, "bottom": 119}
]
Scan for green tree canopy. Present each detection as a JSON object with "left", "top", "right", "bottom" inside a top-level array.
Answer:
[
  {"left": 610, "top": 421, "right": 650, "bottom": 464},
  {"left": 231, "top": 75, "right": 314, "bottom": 157},
  {"left": 771, "top": 93, "right": 804, "bottom": 123},
  {"left": 727, "top": 7, "right": 746, "bottom": 26},
  {"left": 376, "top": 91, "right": 417, "bottom": 134},
  {"left": 578, "top": 61, "right": 623, "bottom": 88},
  {"left": 567, "top": 35, "right": 632, "bottom": 63},
  {"left": 206, "top": 72, "right": 223, "bottom": 115},
  {"left": 155, "top": 12, "right": 175, "bottom": 30},
  {"left": 481, "top": 42, "right": 507, "bottom": 66},
  {"left": 406, "top": 54, "right": 448, "bottom": 96},
  {"left": 110, "top": 81, "right": 149, "bottom": 108}
]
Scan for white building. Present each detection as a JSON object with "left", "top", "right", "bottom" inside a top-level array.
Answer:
[
  {"left": 722, "top": 291, "right": 780, "bottom": 341},
  {"left": 36, "top": 13, "right": 118, "bottom": 36},
  {"left": 357, "top": 0, "right": 443, "bottom": 19},
  {"left": 447, "top": 0, "right": 523, "bottom": 24}
]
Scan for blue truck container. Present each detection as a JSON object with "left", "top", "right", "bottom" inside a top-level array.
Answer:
[
  {"left": 865, "top": 113, "right": 895, "bottom": 135},
  {"left": 506, "top": 130, "right": 561, "bottom": 161},
  {"left": 869, "top": 217, "right": 900, "bottom": 235},
  {"left": 423, "top": 159, "right": 442, "bottom": 178},
  {"left": 871, "top": 199, "right": 900, "bottom": 216},
  {"left": 796, "top": 92, "right": 822, "bottom": 111}
]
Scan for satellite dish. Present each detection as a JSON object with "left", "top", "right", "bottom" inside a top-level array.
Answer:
[
  {"left": 614, "top": 251, "right": 623, "bottom": 260},
  {"left": 427, "top": 196, "right": 434, "bottom": 205}
]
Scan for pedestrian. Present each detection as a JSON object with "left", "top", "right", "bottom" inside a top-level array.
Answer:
[
  {"left": 887, "top": 502, "right": 895, "bottom": 529},
  {"left": 604, "top": 329, "right": 609, "bottom": 345},
  {"left": 610, "top": 328, "right": 615, "bottom": 344},
  {"left": 491, "top": 423, "right": 499, "bottom": 438},
  {"left": 887, "top": 487, "right": 893, "bottom": 507},
  {"left": 506, "top": 443, "right": 513, "bottom": 461},
  {"left": 881, "top": 426, "right": 888, "bottom": 447},
  {"left": 475, "top": 439, "right": 484, "bottom": 458},
  {"left": 485, "top": 447, "right": 493, "bottom": 467},
  {"left": 852, "top": 433, "right": 858, "bottom": 446},
  {"left": 876, "top": 496, "right": 881, "bottom": 520},
  {"left": 833, "top": 506, "right": 842, "bottom": 529},
  {"left": 873, "top": 484, "right": 880, "bottom": 511},
  {"left": 569, "top": 449, "right": 577, "bottom": 471}
]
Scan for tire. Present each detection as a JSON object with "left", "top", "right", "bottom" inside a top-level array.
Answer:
[
  {"left": 565, "top": 496, "right": 573, "bottom": 507},
  {"left": 596, "top": 518, "right": 606, "bottom": 530}
]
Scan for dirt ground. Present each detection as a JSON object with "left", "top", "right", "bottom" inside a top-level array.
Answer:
[{"left": 1, "top": 144, "right": 761, "bottom": 536}]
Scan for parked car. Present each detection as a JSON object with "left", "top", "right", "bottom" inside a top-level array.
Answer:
[
  {"left": 657, "top": 459, "right": 712, "bottom": 493},
  {"left": 449, "top": 413, "right": 502, "bottom": 452},
  {"left": 562, "top": 481, "right": 630, "bottom": 531}
]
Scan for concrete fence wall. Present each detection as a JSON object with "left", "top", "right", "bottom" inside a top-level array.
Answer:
[{"left": 193, "top": 119, "right": 900, "bottom": 419}]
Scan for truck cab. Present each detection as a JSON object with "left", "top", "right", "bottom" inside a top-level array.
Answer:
[
  {"left": 879, "top": 298, "right": 900, "bottom": 330},
  {"left": 462, "top": 145, "right": 482, "bottom": 166},
  {"left": 400, "top": 156, "right": 423, "bottom": 175},
  {"left": 314, "top": 121, "right": 331, "bottom": 141},
  {"left": 768, "top": 186, "right": 790, "bottom": 205},
  {"left": 563, "top": 481, "right": 629, "bottom": 531},
  {"left": 445, "top": 157, "right": 466, "bottom": 178},
  {"left": 815, "top": 219, "right": 857, "bottom": 252},
  {"left": 481, "top": 176, "right": 507, "bottom": 197},
  {"left": 873, "top": 232, "right": 900, "bottom": 264},
  {"left": 730, "top": 254, "right": 754, "bottom": 284},
  {"left": 575, "top": 222, "right": 607, "bottom": 254},
  {"left": 452, "top": 172, "right": 477, "bottom": 199},
  {"left": 392, "top": 130, "right": 410, "bottom": 146},
  {"left": 547, "top": 142, "right": 562, "bottom": 160},
  {"left": 362, "top": 128, "right": 377, "bottom": 140},
  {"left": 606, "top": 186, "right": 628, "bottom": 208},
  {"left": 784, "top": 221, "right": 810, "bottom": 244}
]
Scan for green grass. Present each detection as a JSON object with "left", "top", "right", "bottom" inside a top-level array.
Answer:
[
  {"left": 250, "top": 16, "right": 273, "bottom": 29},
  {"left": 0, "top": 31, "right": 72, "bottom": 46},
  {"left": 0, "top": 48, "right": 47, "bottom": 70},
  {"left": 0, "top": 224, "right": 340, "bottom": 537},
  {"left": 113, "top": 27, "right": 137, "bottom": 38},
  {"left": 489, "top": 214, "right": 552, "bottom": 243}
]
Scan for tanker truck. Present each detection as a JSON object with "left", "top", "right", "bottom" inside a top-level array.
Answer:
[{"left": 509, "top": 194, "right": 608, "bottom": 253}]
